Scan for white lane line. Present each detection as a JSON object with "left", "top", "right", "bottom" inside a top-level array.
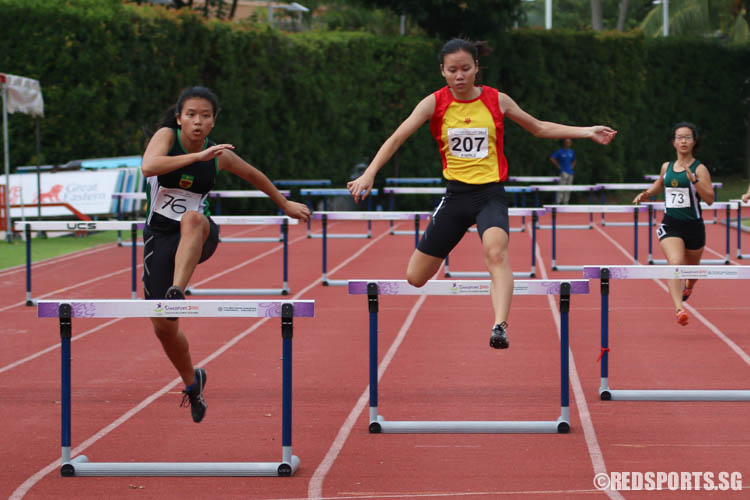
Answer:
[{"left": 10, "top": 223, "right": 392, "bottom": 499}]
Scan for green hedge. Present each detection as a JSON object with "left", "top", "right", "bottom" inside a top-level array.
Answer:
[{"left": 1, "top": 0, "right": 748, "bottom": 211}]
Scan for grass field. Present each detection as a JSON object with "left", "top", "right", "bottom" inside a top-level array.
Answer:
[
  {"left": 0, "top": 231, "right": 120, "bottom": 271},
  {"left": 1, "top": 174, "right": 748, "bottom": 272}
]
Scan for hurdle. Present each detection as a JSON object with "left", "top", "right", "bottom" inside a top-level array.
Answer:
[
  {"left": 443, "top": 208, "right": 544, "bottom": 279},
  {"left": 546, "top": 205, "right": 646, "bottom": 271},
  {"left": 531, "top": 185, "right": 602, "bottom": 229},
  {"left": 595, "top": 184, "right": 653, "bottom": 227},
  {"left": 507, "top": 176, "right": 560, "bottom": 183},
  {"left": 733, "top": 200, "right": 750, "bottom": 259},
  {"left": 583, "top": 265, "right": 750, "bottom": 401},
  {"left": 301, "top": 188, "right": 379, "bottom": 238},
  {"left": 14, "top": 220, "right": 143, "bottom": 305},
  {"left": 645, "top": 202, "right": 732, "bottom": 265},
  {"left": 185, "top": 215, "right": 297, "bottom": 296},
  {"left": 274, "top": 179, "right": 331, "bottom": 188},
  {"left": 209, "top": 189, "right": 290, "bottom": 217},
  {"left": 383, "top": 186, "right": 532, "bottom": 235},
  {"left": 385, "top": 177, "right": 443, "bottom": 185},
  {"left": 313, "top": 211, "right": 431, "bottom": 286},
  {"left": 112, "top": 192, "right": 146, "bottom": 247},
  {"left": 348, "top": 279, "right": 590, "bottom": 433},
  {"left": 38, "top": 298, "right": 313, "bottom": 476}
]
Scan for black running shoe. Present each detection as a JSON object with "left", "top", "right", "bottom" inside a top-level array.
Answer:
[
  {"left": 180, "top": 367, "right": 207, "bottom": 423},
  {"left": 165, "top": 286, "right": 185, "bottom": 321},
  {"left": 489, "top": 322, "right": 510, "bottom": 349}
]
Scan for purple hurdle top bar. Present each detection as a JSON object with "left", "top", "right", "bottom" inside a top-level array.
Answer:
[
  {"left": 583, "top": 265, "right": 750, "bottom": 280},
  {"left": 38, "top": 300, "right": 315, "bottom": 318},
  {"left": 348, "top": 279, "right": 589, "bottom": 296}
]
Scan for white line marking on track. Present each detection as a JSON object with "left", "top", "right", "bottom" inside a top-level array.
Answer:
[
  {"left": 0, "top": 243, "right": 117, "bottom": 278},
  {"left": 593, "top": 223, "right": 750, "bottom": 366},
  {"left": 537, "top": 224, "right": 625, "bottom": 500},
  {"left": 10, "top": 223, "right": 393, "bottom": 499}
]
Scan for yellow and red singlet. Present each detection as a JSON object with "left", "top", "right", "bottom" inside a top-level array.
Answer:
[{"left": 429, "top": 85, "right": 508, "bottom": 184}]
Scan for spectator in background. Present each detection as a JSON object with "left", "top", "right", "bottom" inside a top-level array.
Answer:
[{"left": 549, "top": 138, "right": 576, "bottom": 204}]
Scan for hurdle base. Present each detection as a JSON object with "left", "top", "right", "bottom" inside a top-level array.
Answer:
[
  {"left": 600, "top": 389, "right": 750, "bottom": 401},
  {"left": 445, "top": 271, "right": 536, "bottom": 278},
  {"left": 390, "top": 230, "right": 425, "bottom": 236},
  {"left": 322, "top": 279, "right": 348, "bottom": 287},
  {"left": 369, "top": 415, "right": 568, "bottom": 434},
  {"left": 601, "top": 221, "right": 648, "bottom": 227},
  {"left": 551, "top": 265, "right": 584, "bottom": 271},
  {"left": 538, "top": 224, "right": 593, "bottom": 230},
  {"left": 62, "top": 455, "right": 300, "bottom": 477},
  {"left": 220, "top": 237, "right": 283, "bottom": 243},
  {"left": 309, "top": 233, "right": 371, "bottom": 239},
  {"left": 185, "top": 287, "right": 290, "bottom": 296},
  {"left": 649, "top": 259, "right": 729, "bottom": 265}
]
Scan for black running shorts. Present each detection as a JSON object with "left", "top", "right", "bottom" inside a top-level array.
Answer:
[
  {"left": 417, "top": 180, "right": 510, "bottom": 259},
  {"left": 657, "top": 214, "right": 705, "bottom": 250},
  {"left": 142, "top": 217, "right": 220, "bottom": 299}
]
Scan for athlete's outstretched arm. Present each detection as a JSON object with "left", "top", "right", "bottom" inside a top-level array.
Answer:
[
  {"left": 634, "top": 162, "right": 668, "bottom": 204},
  {"left": 219, "top": 152, "right": 310, "bottom": 222},
  {"left": 500, "top": 93, "right": 617, "bottom": 145},
  {"left": 142, "top": 127, "right": 235, "bottom": 177},
  {"left": 347, "top": 95, "right": 435, "bottom": 203}
]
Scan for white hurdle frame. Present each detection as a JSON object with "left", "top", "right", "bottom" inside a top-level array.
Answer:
[
  {"left": 383, "top": 186, "right": 533, "bottom": 235},
  {"left": 112, "top": 192, "right": 147, "bottom": 247},
  {"left": 531, "top": 185, "right": 602, "bottom": 229},
  {"left": 301, "top": 188, "right": 379, "bottom": 238},
  {"left": 644, "top": 202, "right": 732, "bottom": 265},
  {"left": 15, "top": 220, "right": 144, "bottom": 305},
  {"left": 348, "top": 279, "right": 590, "bottom": 434},
  {"left": 38, "top": 298, "right": 314, "bottom": 476},
  {"left": 732, "top": 200, "right": 750, "bottom": 259},
  {"left": 313, "top": 211, "right": 431, "bottom": 286},
  {"left": 583, "top": 265, "right": 750, "bottom": 401},
  {"left": 209, "top": 190, "right": 290, "bottom": 242},
  {"left": 184, "top": 215, "right": 298, "bottom": 296},
  {"left": 443, "top": 207, "right": 545, "bottom": 279},
  {"left": 112, "top": 191, "right": 294, "bottom": 246},
  {"left": 544, "top": 205, "right": 647, "bottom": 271}
]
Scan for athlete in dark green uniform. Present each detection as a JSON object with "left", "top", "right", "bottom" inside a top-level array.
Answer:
[
  {"left": 142, "top": 87, "right": 310, "bottom": 422},
  {"left": 634, "top": 122, "right": 714, "bottom": 326}
]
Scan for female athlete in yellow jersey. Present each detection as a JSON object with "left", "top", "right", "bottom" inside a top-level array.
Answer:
[{"left": 348, "top": 39, "right": 617, "bottom": 349}]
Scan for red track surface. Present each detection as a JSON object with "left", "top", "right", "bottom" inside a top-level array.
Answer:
[{"left": 1, "top": 213, "right": 748, "bottom": 499}]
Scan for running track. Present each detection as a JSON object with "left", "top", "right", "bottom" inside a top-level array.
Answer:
[{"left": 1, "top": 213, "right": 748, "bottom": 499}]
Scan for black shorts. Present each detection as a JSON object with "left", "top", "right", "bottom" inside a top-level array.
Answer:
[
  {"left": 417, "top": 180, "right": 510, "bottom": 259},
  {"left": 657, "top": 214, "right": 705, "bottom": 250},
  {"left": 142, "top": 217, "right": 220, "bottom": 299}
]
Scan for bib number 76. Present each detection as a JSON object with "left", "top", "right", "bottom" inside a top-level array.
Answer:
[{"left": 161, "top": 193, "right": 188, "bottom": 214}]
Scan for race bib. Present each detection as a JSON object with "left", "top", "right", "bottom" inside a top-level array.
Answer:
[
  {"left": 665, "top": 187, "right": 690, "bottom": 208},
  {"left": 153, "top": 187, "right": 203, "bottom": 221},
  {"left": 447, "top": 128, "right": 489, "bottom": 159}
]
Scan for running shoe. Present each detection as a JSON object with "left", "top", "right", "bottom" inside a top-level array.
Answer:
[
  {"left": 165, "top": 285, "right": 185, "bottom": 321},
  {"left": 682, "top": 283, "right": 693, "bottom": 302},
  {"left": 181, "top": 367, "right": 207, "bottom": 423},
  {"left": 676, "top": 309, "right": 689, "bottom": 326},
  {"left": 489, "top": 322, "right": 510, "bottom": 349}
]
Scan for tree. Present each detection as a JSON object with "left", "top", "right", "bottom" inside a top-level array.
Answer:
[
  {"left": 134, "top": 0, "right": 238, "bottom": 20},
  {"left": 355, "top": 0, "right": 524, "bottom": 40},
  {"left": 640, "top": 0, "right": 749, "bottom": 42},
  {"left": 591, "top": 0, "right": 604, "bottom": 30}
]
